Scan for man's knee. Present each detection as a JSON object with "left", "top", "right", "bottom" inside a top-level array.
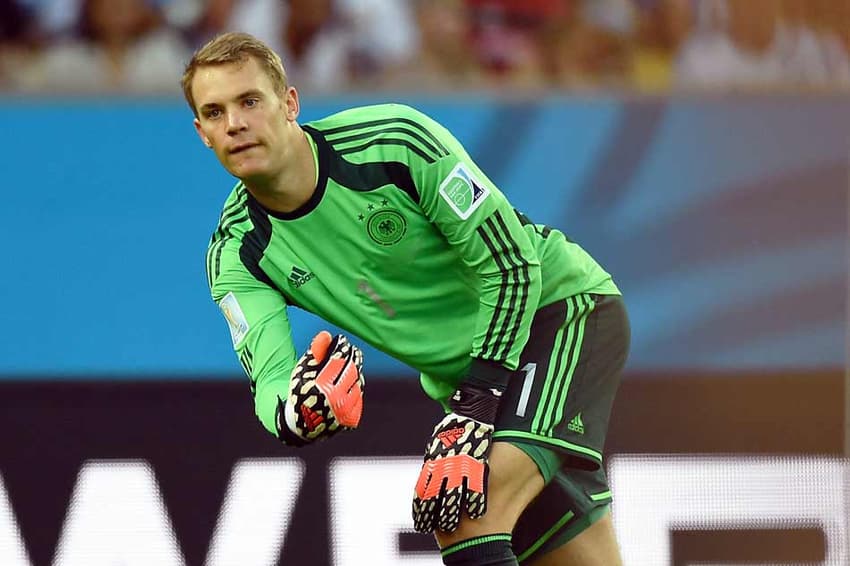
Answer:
[{"left": 436, "top": 441, "right": 545, "bottom": 548}]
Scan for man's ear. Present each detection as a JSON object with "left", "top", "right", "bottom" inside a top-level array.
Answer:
[
  {"left": 284, "top": 86, "right": 300, "bottom": 122},
  {"left": 194, "top": 118, "right": 212, "bottom": 148}
]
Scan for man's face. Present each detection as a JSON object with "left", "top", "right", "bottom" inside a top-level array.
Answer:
[{"left": 192, "top": 57, "right": 296, "bottom": 181}]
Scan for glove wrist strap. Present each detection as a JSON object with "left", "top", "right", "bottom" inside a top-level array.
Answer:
[
  {"left": 450, "top": 358, "right": 511, "bottom": 425},
  {"left": 448, "top": 383, "right": 502, "bottom": 425},
  {"left": 466, "top": 358, "right": 512, "bottom": 391},
  {"left": 275, "top": 398, "right": 309, "bottom": 447}
]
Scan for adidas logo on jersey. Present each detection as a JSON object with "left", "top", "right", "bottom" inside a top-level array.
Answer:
[
  {"left": 289, "top": 266, "right": 315, "bottom": 289},
  {"left": 567, "top": 413, "right": 585, "bottom": 435}
]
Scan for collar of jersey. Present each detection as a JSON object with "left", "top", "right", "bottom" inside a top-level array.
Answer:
[{"left": 256, "top": 125, "right": 330, "bottom": 221}]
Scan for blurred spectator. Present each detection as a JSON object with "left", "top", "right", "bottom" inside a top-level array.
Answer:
[
  {"left": 673, "top": 0, "right": 849, "bottom": 91},
  {"left": 335, "top": 0, "right": 419, "bottom": 89},
  {"left": 1, "top": 0, "right": 39, "bottom": 43},
  {"left": 0, "top": 0, "right": 41, "bottom": 88},
  {"left": 17, "top": 0, "right": 79, "bottom": 40},
  {"left": 629, "top": 0, "right": 692, "bottom": 92},
  {"left": 837, "top": 0, "right": 850, "bottom": 57},
  {"left": 558, "top": 0, "right": 635, "bottom": 88},
  {"left": 21, "top": 0, "right": 197, "bottom": 40},
  {"left": 459, "top": 0, "right": 589, "bottom": 88},
  {"left": 674, "top": 0, "right": 789, "bottom": 90},
  {"left": 774, "top": 0, "right": 849, "bottom": 88},
  {"left": 775, "top": 0, "right": 829, "bottom": 85},
  {"left": 13, "top": 0, "right": 190, "bottom": 93},
  {"left": 188, "top": 0, "right": 283, "bottom": 52},
  {"left": 403, "top": 0, "right": 481, "bottom": 90},
  {"left": 453, "top": 0, "right": 637, "bottom": 90},
  {"left": 805, "top": 0, "right": 848, "bottom": 87},
  {"left": 180, "top": 0, "right": 418, "bottom": 93},
  {"left": 280, "top": 0, "right": 341, "bottom": 91}
]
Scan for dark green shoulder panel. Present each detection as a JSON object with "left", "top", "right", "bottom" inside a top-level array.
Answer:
[
  {"left": 303, "top": 104, "right": 457, "bottom": 204},
  {"left": 206, "top": 184, "right": 250, "bottom": 289},
  {"left": 205, "top": 183, "right": 275, "bottom": 291}
]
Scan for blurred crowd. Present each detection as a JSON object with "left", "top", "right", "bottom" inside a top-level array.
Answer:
[{"left": 0, "top": 0, "right": 848, "bottom": 95}]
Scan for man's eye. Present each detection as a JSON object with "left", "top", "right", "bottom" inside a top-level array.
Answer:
[
  {"left": 207, "top": 109, "right": 221, "bottom": 119},
  {"left": 245, "top": 98, "right": 258, "bottom": 108}
]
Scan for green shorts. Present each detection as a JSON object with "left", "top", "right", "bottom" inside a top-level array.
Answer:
[{"left": 493, "top": 293, "right": 630, "bottom": 563}]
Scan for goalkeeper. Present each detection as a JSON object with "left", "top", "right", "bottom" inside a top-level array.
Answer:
[{"left": 185, "top": 32, "right": 630, "bottom": 566}]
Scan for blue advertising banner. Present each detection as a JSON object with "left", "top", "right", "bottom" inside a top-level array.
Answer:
[{"left": 1, "top": 95, "right": 848, "bottom": 377}]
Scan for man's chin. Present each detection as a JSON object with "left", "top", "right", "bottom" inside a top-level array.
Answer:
[{"left": 227, "top": 162, "right": 268, "bottom": 181}]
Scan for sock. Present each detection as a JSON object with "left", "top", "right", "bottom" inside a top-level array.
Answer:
[{"left": 441, "top": 534, "right": 519, "bottom": 565}]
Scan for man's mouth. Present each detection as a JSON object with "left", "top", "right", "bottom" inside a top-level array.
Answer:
[{"left": 230, "top": 143, "right": 259, "bottom": 154}]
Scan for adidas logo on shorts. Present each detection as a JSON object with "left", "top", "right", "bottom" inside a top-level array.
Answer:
[{"left": 567, "top": 412, "right": 585, "bottom": 435}]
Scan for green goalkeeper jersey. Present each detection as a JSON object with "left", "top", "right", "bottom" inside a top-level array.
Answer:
[{"left": 206, "top": 103, "right": 619, "bottom": 436}]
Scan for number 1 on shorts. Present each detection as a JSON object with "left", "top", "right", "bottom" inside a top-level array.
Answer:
[{"left": 516, "top": 362, "right": 537, "bottom": 417}]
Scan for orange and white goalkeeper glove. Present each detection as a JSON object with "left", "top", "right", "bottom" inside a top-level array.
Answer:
[
  {"left": 412, "top": 383, "right": 501, "bottom": 533},
  {"left": 276, "top": 331, "right": 365, "bottom": 446}
]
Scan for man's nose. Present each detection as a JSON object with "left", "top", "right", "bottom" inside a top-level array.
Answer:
[{"left": 226, "top": 110, "right": 247, "bottom": 134}]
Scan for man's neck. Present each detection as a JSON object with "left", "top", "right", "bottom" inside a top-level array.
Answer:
[{"left": 245, "top": 129, "right": 317, "bottom": 214}]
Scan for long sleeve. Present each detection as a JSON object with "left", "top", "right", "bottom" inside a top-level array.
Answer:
[
  {"left": 402, "top": 105, "right": 543, "bottom": 381},
  {"left": 208, "top": 237, "right": 298, "bottom": 437}
]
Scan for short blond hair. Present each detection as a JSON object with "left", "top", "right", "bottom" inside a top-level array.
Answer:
[{"left": 182, "top": 32, "right": 288, "bottom": 117}]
